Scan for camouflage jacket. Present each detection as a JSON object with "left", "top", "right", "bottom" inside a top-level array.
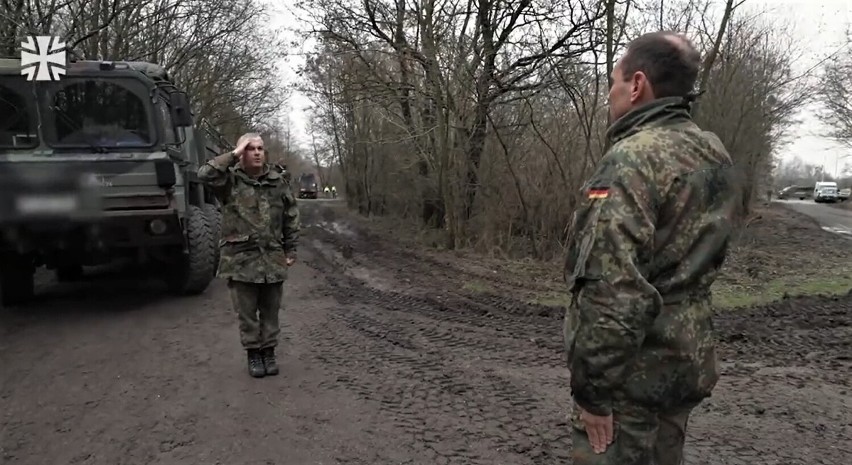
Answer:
[
  {"left": 563, "top": 96, "right": 745, "bottom": 416},
  {"left": 197, "top": 152, "right": 300, "bottom": 283}
]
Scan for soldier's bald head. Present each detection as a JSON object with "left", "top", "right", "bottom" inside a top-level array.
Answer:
[{"left": 618, "top": 31, "right": 702, "bottom": 99}]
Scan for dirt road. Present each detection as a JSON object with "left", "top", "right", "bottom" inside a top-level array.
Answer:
[{"left": 1, "top": 201, "right": 850, "bottom": 465}]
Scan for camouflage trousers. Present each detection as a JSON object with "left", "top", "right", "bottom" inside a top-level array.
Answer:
[
  {"left": 571, "top": 398, "right": 693, "bottom": 465},
  {"left": 226, "top": 279, "right": 284, "bottom": 350}
]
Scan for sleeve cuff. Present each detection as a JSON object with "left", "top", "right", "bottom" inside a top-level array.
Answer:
[
  {"left": 572, "top": 391, "right": 613, "bottom": 417},
  {"left": 209, "top": 152, "right": 237, "bottom": 171}
]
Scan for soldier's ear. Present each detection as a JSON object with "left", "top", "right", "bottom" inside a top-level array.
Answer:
[{"left": 629, "top": 71, "right": 650, "bottom": 103}]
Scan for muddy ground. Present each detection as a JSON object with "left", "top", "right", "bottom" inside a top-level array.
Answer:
[{"left": 1, "top": 200, "right": 850, "bottom": 465}]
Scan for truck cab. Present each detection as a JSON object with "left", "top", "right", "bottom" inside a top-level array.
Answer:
[
  {"left": 0, "top": 58, "right": 225, "bottom": 307},
  {"left": 298, "top": 173, "right": 319, "bottom": 199}
]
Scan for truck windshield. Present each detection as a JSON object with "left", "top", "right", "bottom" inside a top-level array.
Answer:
[
  {"left": 300, "top": 174, "right": 317, "bottom": 189},
  {"left": 44, "top": 78, "right": 155, "bottom": 149},
  {"left": 0, "top": 79, "right": 38, "bottom": 149}
]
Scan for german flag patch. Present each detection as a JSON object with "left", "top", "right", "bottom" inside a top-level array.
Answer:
[{"left": 587, "top": 187, "right": 609, "bottom": 199}]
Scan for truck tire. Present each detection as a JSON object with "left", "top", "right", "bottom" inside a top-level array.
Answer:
[
  {"left": 203, "top": 203, "right": 222, "bottom": 275},
  {"left": 166, "top": 205, "right": 216, "bottom": 295},
  {"left": 0, "top": 256, "right": 35, "bottom": 307}
]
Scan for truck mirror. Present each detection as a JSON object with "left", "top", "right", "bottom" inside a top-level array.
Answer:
[{"left": 170, "top": 91, "right": 193, "bottom": 127}]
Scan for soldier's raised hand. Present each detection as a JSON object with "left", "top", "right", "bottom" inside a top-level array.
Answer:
[{"left": 233, "top": 137, "right": 252, "bottom": 160}]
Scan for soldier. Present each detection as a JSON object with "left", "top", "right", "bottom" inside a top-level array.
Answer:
[
  {"left": 562, "top": 31, "right": 745, "bottom": 464},
  {"left": 197, "top": 132, "right": 300, "bottom": 378}
]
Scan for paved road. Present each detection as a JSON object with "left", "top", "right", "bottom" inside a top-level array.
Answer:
[{"left": 774, "top": 199, "right": 852, "bottom": 237}]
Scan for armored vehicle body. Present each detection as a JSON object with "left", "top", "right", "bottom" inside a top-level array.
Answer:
[{"left": 0, "top": 58, "right": 226, "bottom": 307}]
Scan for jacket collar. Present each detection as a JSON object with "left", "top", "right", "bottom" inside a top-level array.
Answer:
[
  {"left": 233, "top": 164, "right": 280, "bottom": 185},
  {"left": 606, "top": 96, "right": 694, "bottom": 144}
]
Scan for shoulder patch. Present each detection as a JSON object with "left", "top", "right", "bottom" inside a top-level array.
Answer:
[
  {"left": 587, "top": 187, "right": 609, "bottom": 199},
  {"left": 585, "top": 178, "right": 611, "bottom": 200}
]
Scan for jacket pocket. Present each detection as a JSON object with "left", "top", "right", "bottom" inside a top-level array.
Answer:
[
  {"left": 623, "top": 302, "right": 720, "bottom": 409},
  {"left": 562, "top": 294, "right": 581, "bottom": 362},
  {"left": 564, "top": 202, "right": 603, "bottom": 292},
  {"left": 562, "top": 203, "right": 603, "bottom": 361},
  {"left": 220, "top": 234, "right": 257, "bottom": 254}
]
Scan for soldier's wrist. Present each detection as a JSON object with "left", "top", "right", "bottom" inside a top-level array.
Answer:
[
  {"left": 210, "top": 152, "right": 236, "bottom": 170},
  {"left": 572, "top": 393, "right": 612, "bottom": 417}
]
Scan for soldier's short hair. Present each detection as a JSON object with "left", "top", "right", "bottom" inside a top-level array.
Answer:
[
  {"left": 236, "top": 132, "right": 263, "bottom": 147},
  {"left": 619, "top": 31, "right": 702, "bottom": 99}
]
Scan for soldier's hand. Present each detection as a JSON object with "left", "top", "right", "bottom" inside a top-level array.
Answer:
[
  {"left": 579, "top": 407, "right": 613, "bottom": 454},
  {"left": 233, "top": 138, "right": 251, "bottom": 159},
  {"left": 286, "top": 257, "right": 296, "bottom": 266}
]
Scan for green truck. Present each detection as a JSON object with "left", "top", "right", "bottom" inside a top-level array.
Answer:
[{"left": 0, "top": 58, "right": 226, "bottom": 307}]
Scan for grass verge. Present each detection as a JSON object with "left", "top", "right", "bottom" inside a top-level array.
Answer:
[
  {"left": 344, "top": 201, "right": 852, "bottom": 311},
  {"left": 711, "top": 271, "right": 852, "bottom": 309},
  {"left": 520, "top": 272, "right": 852, "bottom": 311}
]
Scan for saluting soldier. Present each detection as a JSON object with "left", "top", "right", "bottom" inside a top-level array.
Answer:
[{"left": 197, "top": 132, "right": 300, "bottom": 378}]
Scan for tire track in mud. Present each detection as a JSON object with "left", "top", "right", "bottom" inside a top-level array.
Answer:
[
  {"left": 312, "top": 216, "right": 561, "bottom": 295},
  {"left": 302, "top": 230, "right": 574, "bottom": 464},
  {"left": 303, "top": 237, "right": 826, "bottom": 465},
  {"left": 299, "top": 204, "right": 852, "bottom": 465},
  {"left": 308, "top": 306, "right": 573, "bottom": 465},
  {"left": 714, "top": 298, "right": 852, "bottom": 384}
]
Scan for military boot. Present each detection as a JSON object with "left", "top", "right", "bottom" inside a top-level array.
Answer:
[
  {"left": 261, "top": 347, "right": 279, "bottom": 376},
  {"left": 247, "top": 349, "right": 266, "bottom": 378}
]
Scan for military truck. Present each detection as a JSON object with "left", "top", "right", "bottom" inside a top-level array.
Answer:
[
  {"left": 0, "top": 58, "right": 226, "bottom": 307},
  {"left": 298, "top": 172, "right": 319, "bottom": 199}
]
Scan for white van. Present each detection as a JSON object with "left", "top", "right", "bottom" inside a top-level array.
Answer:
[{"left": 814, "top": 181, "right": 838, "bottom": 203}]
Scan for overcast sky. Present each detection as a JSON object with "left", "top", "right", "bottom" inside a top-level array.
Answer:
[{"left": 270, "top": 0, "right": 852, "bottom": 175}]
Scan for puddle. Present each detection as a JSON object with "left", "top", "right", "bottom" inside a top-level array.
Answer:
[
  {"left": 821, "top": 226, "right": 852, "bottom": 238},
  {"left": 317, "top": 220, "right": 358, "bottom": 237}
]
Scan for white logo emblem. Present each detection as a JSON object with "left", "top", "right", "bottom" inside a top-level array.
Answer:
[{"left": 20, "top": 35, "right": 67, "bottom": 81}]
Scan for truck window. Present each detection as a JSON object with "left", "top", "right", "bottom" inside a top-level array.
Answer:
[
  {"left": 46, "top": 79, "right": 154, "bottom": 148},
  {"left": 0, "top": 83, "right": 38, "bottom": 148},
  {"left": 156, "top": 99, "right": 177, "bottom": 145}
]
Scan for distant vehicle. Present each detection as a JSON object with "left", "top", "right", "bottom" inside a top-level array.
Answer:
[
  {"left": 298, "top": 173, "right": 319, "bottom": 199},
  {"left": 839, "top": 188, "right": 851, "bottom": 202},
  {"left": 814, "top": 181, "right": 838, "bottom": 203},
  {"left": 777, "top": 185, "right": 811, "bottom": 200}
]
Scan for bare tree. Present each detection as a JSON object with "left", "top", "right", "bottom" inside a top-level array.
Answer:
[
  {"left": 1, "top": 0, "right": 290, "bottom": 141},
  {"left": 295, "top": 0, "right": 812, "bottom": 259},
  {"left": 816, "top": 27, "right": 852, "bottom": 148}
]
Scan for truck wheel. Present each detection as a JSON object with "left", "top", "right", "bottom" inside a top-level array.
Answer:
[
  {"left": 203, "top": 203, "right": 222, "bottom": 275},
  {"left": 166, "top": 205, "right": 216, "bottom": 295},
  {"left": 0, "top": 256, "right": 35, "bottom": 307}
]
